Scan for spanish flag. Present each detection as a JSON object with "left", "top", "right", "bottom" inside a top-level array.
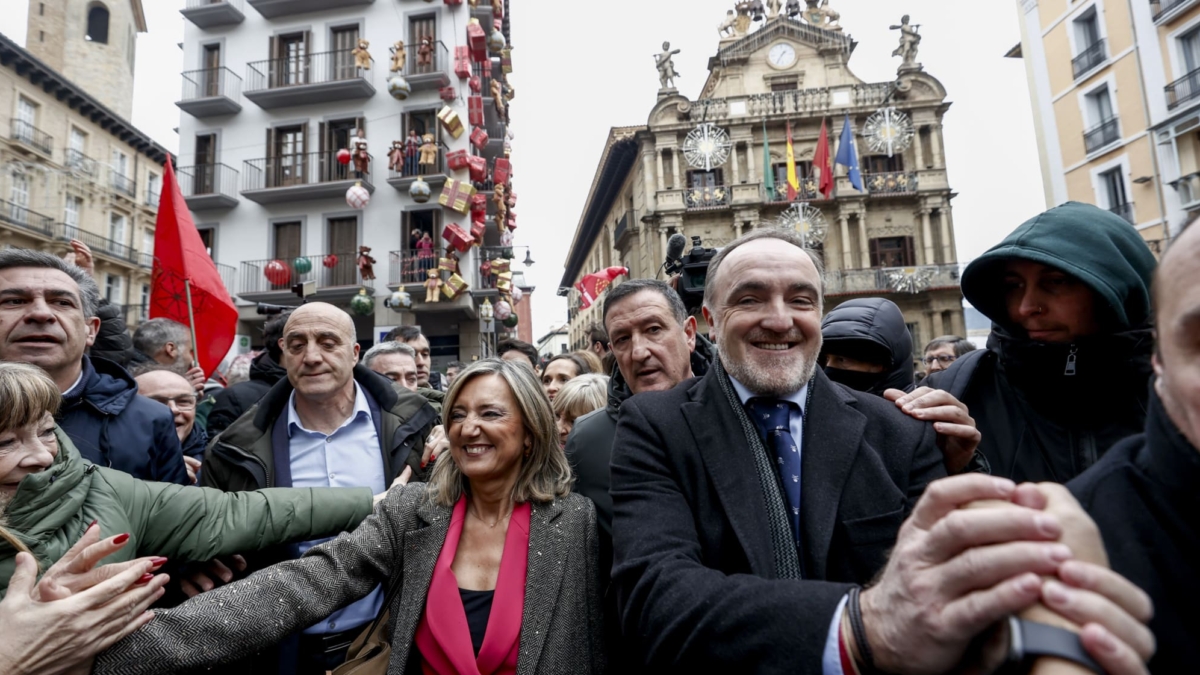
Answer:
[{"left": 786, "top": 120, "right": 800, "bottom": 201}]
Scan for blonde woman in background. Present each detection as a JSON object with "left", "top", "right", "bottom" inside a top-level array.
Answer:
[{"left": 552, "top": 374, "right": 609, "bottom": 447}]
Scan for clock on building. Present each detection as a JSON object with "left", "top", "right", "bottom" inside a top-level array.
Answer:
[{"left": 768, "top": 43, "right": 797, "bottom": 69}]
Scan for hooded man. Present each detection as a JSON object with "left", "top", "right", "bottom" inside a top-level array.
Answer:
[
  {"left": 927, "top": 202, "right": 1157, "bottom": 483},
  {"left": 820, "top": 297, "right": 915, "bottom": 396}
]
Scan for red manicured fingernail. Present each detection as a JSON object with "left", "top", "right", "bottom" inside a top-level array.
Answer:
[
  {"left": 113, "top": 533, "right": 130, "bottom": 545},
  {"left": 135, "top": 573, "right": 154, "bottom": 585},
  {"left": 150, "top": 557, "right": 168, "bottom": 569}
]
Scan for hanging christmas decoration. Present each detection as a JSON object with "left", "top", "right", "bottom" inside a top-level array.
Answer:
[
  {"left": 437, "top": 106, "right": 465, "bottom": 139},
  {"left": 863, "top": 107, "right": 915, "bottom": 158},
  {"left": 293, "top": 256, "right": 313, "bottom": 274},
  {"left": 336, "top": 148, "right": 352, "bottom": 165},
  {"left": 501, "top": 314, "right": 519, "bottom": 329},
  {"left": 884, "top": 267, "right": 934, "bottom": 294},
  {"left": 443, "top": 273, "right": 469, "bottom": 299},
  {"left": 493, "top": 299, "right": 513, "bottom": 320},
  {"left": 357, "top": 246, "right": 377, "bottom": 282},
  {"left": 439, "top": 86, "right": 457, "bottom": 104},
  {"left": 350, "top": 288, "right": 375, "bottom": 316},
  {"left": 500, "top": 229, "right": 514, "bottom": 248},
  {"left": 263, "top": 260, "right": 290, "bottom": 286},
  {"left": 775, "top": 203, "right": 828, "bottom": 246},
  {"left": 683, "top": 123, "right": 733, "bottom": 171},
  {"left": 410, "top": 177, "right": 433, "bottom": 203},
  {"left": 425, "top": 269, "right": 443, "bottom": 302},
  {"left": 387, "top": 290, "right": 413, "bottom": 310},
  {"left": 487, "top": 30, "right": 507, "bottom": 53},
  {"left": 511, "top": 284, "right": 524, "bottom": 305},
  {"left": 323, "top": 254, "right": 339, "bottom": 269},
  {"left": 346, "top": 181, "right": 371, "bottom": 209},
  {"left": 387, "top": 74, "right": 413, "bottom": 101}
]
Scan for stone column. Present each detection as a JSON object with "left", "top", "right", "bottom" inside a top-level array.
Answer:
[
  {"left": 730, "top": 142, "right": 741, "bottom": 185},
  {"left": 659, "top": 228, "right": 668, "bottom": 267},
  {"left": 642, "top": 149, "right": 658, "bottom": 213},
  {"left": 937, "top": 207, "right": 952, "bottom": 265},
  {"left": 838, "top": 212, "right": 852, "bottom": 270},
  {"left": 920, "top": 208, "right": 934, "bottom": 265},
  {"left": 858, "top": 216, "right": 870, "bottom": 268},
  {"left": 656, "top": 149, "right": 665, "bottom": 192},
  {"left": 747, "top": 138, "right": 757, "bottom": 184},
  {"left": 913, "top": 126, "right": 926, "bottom": 170},
  {"left": 671, "top": 147, "right": 682, "bottom": 190},
  {"left": 930, "top": 124, "right": 944, "bottom": 170}
]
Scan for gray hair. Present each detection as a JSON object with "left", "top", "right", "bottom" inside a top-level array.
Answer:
[
  {"left": 0, "top": 248, "right": 100, "bottom": 319},
  {"left": 132, "top": 318, "right": 191, "bottom": 358},
  {"left": 362, "top": 340, "right": 417, "bottom": 369},
  {"left": 924, "top": 335, "right": 976, "bottom": 358},
  {"left": 602, "top": 278, "right": 688, "bottom": 328},
  {"left": 703, "top": 228, "right": 825, "bottom": 312}
]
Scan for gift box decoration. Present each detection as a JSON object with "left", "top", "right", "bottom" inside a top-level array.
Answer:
[
  {"left": 480, "top": 59, "right": 492, "bottom": 78},
  {"left": 471, "top": 209, "right": 486, "bottom": 226},
  {"left": 470, "top": 127, "right": 489, "bottom": 150},
  {"left": 491, "top": 259, "right": 511, "bottom": 275},
  {"left": 505, "top": 191, "right": 517, "bottom": 208},
  {"left": 441, "top": 223, "right": 475, "bottom": 253},
  {"left": 470, "top": 219, "right": 486, "bottom": 243},
  {"left": 492, "top": 158, "right": 511, "bottom": 185},
  {"left": 496, "top": 270, "right": 513, "bottom": 293},
  {"left": 466, "top": 155, "right": 488, "bottom": 182},
  {"left": 439, "top": 179, "right": 477, "bottom": 215},
  {"left": 454, "top": 46, "right": 471, "bottom": 79},
  {"left": 469, "top": 75, "right": 482, "bottom": 94},
  {"left": 439, "top": 86, "right": 457, "bottom": 104},
  {"left": 500, "top": 49, "right": 513, "bottom": 74},
  {"left": 468, "top": 95, "right": 485, "bottom": 126},
  {"left": 506, "top": 211, "right": 517, "bottom": 232},
  {"left": 437, "top": 106, "right": 465, "bottom": 139},
  {"left": 447, "top": 149, "right": 469, "bottom": 172},
  {"left": 442, "top": 272, "right": 469, "bottom": 300},
  {"left": 438, "top": 256, "right": 459, "bottom": 274},
  {"left": 467, "top": 20, "right": 488, "bottom": 62},
  {"left": 470, "top": 193, "right": 488, "bottom": 215}
]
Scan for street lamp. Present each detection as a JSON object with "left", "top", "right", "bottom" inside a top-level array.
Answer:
[{"left": 523, "top": 249, "right": 535, "bottom": 267}]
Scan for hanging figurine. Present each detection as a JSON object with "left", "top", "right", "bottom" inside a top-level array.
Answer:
[
  {"left": 351, "top": 127, "right": 370, "bottom": 177},
  {"left": 425, "top": 269, "right": 442, "bottom": 303},
  {"left": 357, "top": 245, "right": 377, "bottom": 282},
  {"left": 491, "top": 79, "right": 507, "bottom": 122},
  {"left": 389, "top": 40, "right": 406, "bottom": 72},
  {"left": 387, "top": 140, "right": 404, "bottom": 173},
  {"left": 493, "top": 183, "right": 508, "bottom": 225},
  {"left": 418, "top": 35, "right": 434, "bottom": 68},
  {"left": 418, "top": 133, "right": 439, "bottom": 173},
  {"left": 352, "top": 39, "right": 373, "bottom": 70}
]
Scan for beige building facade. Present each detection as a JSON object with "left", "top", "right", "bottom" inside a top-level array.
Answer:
[
  {"left": 561, "top": 11, "right": 965, "bottom": 358},
  {"left": 1012, "top": 0, "right": 1200, "bottom": 247}
]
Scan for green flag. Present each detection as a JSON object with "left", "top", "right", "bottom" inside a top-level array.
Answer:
[{"left": 762, "top": 119, "right": 775, "bottom": 199}]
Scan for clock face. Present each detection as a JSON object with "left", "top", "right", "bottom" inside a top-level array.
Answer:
[{"left": 768, "top": 43, "right": 796, "bottom": 69}]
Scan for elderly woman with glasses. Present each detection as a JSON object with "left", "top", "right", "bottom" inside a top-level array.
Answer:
[{"left": 95, "top": 358, "right": 606, "bottom": 675}]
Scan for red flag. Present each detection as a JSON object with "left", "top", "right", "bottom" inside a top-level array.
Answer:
[
  {"left": 574, "top": 266, "right": 628, "bottom": 310},
  {"left": 813, "top": 119, "right": 834, "bottom": 199},
  {"left": 150, "top": 158, "right": 239, "bottom": 378}
]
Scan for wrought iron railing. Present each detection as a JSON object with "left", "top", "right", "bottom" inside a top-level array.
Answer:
[
  {"left": 178, "top": 163, "right": 239, "bottom": 200},
  {"left": 1083, "top": 117, "right": 1120, "bottom": 153},
  {"left": 122, "top": 303, "right": 150, "bottom": 325},
  {"left": 688, "top": 82, "right": 894, "bottom": 120},
  {"left": 65, "top": 149, "right": 100, "bottom": 178},
  {"left": 245, "top": 49, "right": 367, "bottom": 92},
  {"left": 242, "top": 151, "right": 366, "bottom": 191},
  {"left": 825, "top": 264, "right": 962, "bottom": 296},
  {"left": 181, "top": 67, "right": 242, "bottom": 101},
  {"left": 146, "top": 190, "right": 160, "bottom": 208},
  {"left": 1072, "top": 39, "right": 1107, "bottom": 79},
  {"left": 388, "top": 145, "right": 446, "bottom": 181},
  {"left": 614, "top": 214, "right": 628, "bottom": 241},
  {"left": 215, "top": 262, "right": 237, "bottom": 295},
  {"left": 1166, "top": 68, "right": 1200, "bottom": 109},
  {"left": 110, "top": 170, "right": 136, "bottom": 199},
  {"left": 1151, "top": 0, "right": 1200, "bottom": 22},
  {"left": 1170, "top": 171, "right": 1200, "bottom": 207},
  {"left": 472, "top": 61, "right": 495, "bottom": 97},
  {"left": 11, "top": 119, "right": 53, "bottom": 155},
  {"left": 388, "top": 248, "right": 445, "bottom": 286},
  {"left": 863, "top": 171, "right": 919, "bottom": 196},
  {"left": 765, "top": 182, "right": 824, "bottom": 202},
  {"left": 1108, "top": 201, "right": 1135, "bottom": 224},
  {"left": 57, "top": 224, "right": 136, "bottom": 262},
  {"left": 0, "top": 199, "right": 55, "bottom": 236},
  {"left": 138, "top": 252, "right": 154, "bottom": 268},
  {"left": 240, "top": 253, "right": 370, "bottom": 294},
  {"left": 684, "top": 185, "right": 730, "bottom": 210},
  {"left": 400, "top": 40, "right": 449, "bottom": 78}
]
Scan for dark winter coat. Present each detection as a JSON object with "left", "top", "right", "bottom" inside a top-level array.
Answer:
[
  {"left": 927, "top": 202, "right": 1157, "bottom": 483},
  {"left": 181, "top": 423, "right": 208, "bottom": 460},
  {"left": 58, "top": 355, "right": 188, "bottom": 485},
  {"left": 820, "top": 297, "right": 915, "bottom": 395},
  {"left": 1068, "top": 389, "right": 1200, "bottom": 672},
  {"left": 205, "top": 352, "right": 286, "bottom": 436},
  {"left": 87, "top": 300, "right": 139, "bottom": 367}
]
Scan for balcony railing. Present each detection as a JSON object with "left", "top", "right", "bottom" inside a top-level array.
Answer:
[
  {"left": 239, "top": 253, "right": 370, "bottom": 295},
  {"left": 472, "top": 61, "right": 495, "bottom": 99},
  {"left": 1072, "top": 39, "right": 1107, "bottom": 79},
  {"left": 11, "top": 119, "right": 53, "bottom": 155},
  {"left": 1166, "top": 68, "right": 1200, "bottom": 110},
  {"left": 684, "top": 185, "right": 730, "bottom": 210},
  {"left": 215, "top": 262, "right": 237, "bottom": 295},
  {"left": 388, "top": 248, "right": 444, "bottom": 286},
  {"left": 388, "top": 145, "right": 447, "bottom": 183},
  {"left": 110, "top": 170, "right": 136, "bottom": 199},
  {"left": 1170, "top": 171, "right": 1200, "bottom": 208},
  {"left": 122, "top": 303, "right": 150, "bottom": 325},
  {"left": 401, "top": 40, "right": 450, "bottom": 92},
  {"left": 138, "top": 252, "right": 154, "bottom": 268},
  {"left": 244, "top": 49, "right": 375, "bottom": 109},
  {"left": 58, "top": 224, "right": 136, "bottom": 263},
  {"left": 178, "top": 67, "right": 243, "bottom": 117},
  {"left": 146, "top": 190, "right": 160, "bottom": 208},
  {"left": 65, "top": 149, "right": 100, "bottom": 178},
  {"left": 765, "top": 182, "right": 825, "bottom": 203},
  {"left": 178, "top": 163, "right": 239, "bottom": 209},
  {"left": 1083, "top": 117, "right": 1120, "bottom": 154},
  {"left": 687, "top": 82, "right": 895, "bottom": 120},
  {"left": 825, "top": 264, "right": 962, "bottom": 296},
  {"left": 1108, "top": 201, "right": 1135, "bottom": 225},
  {"left": 181, "top": 0, "right": 245, "bottom": 28},
  {"left": 1151, "top": 0, "right": 1200, "bottom": 23},
  {"left": 0, "top": 199, "right": 55, "bottom": 236},
  {"left": 864, "top": 171, "right": 919, "bottom": 196},
  {"left": 242, "top": 151, "right": 370, "bottom": 197}
]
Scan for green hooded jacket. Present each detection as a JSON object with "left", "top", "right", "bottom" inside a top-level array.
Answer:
[{"left": 0, "top": 429, "right": 373, "bottom": 598}]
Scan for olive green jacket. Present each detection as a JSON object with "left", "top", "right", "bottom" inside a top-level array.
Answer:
[{"left": 0, "top": 429, "right": 374, "bottom": 598}]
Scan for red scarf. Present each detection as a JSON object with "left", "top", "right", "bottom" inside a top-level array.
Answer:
[{"left": 414, "top": 498, "right": 531, "bottom": 675}]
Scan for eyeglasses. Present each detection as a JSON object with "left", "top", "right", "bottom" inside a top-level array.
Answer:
[
  {"left": 921, "top": 355, "right": 957, "bottom": 367},
  {"left": 149, "top": 394, "right": 197, "bottom": 411}
]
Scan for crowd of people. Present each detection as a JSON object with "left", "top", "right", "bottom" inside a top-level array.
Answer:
[{"left": 0, "top": 201, "right": 1194, "bottom": 675}]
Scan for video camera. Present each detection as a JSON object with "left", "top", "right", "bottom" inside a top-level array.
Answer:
[{"left": 664, "top": 234, "right": 718, "bottom": 314}]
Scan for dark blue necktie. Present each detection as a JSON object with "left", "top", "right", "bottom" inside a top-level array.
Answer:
[{"left": 747, "top": 398, "right": 802, "bottom": 546}]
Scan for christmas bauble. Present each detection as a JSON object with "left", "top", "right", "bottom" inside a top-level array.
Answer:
[
  {"left": 264, "top": 260, "right": 290, "bottom": 285},
  {"left": 493, "top": 299, "right": 512, "bottom": 321},
  {"left": 511, "top": 285, "right": 524, "bottom": 305},
  {"left": 387, "top": 74, "right": 412, "bottom": 101},
  {"left": 293, "top": 256, "right": 313, "bottom": 274},
  {"left": 501, "top": 314, "right": 519, "bottom": 328},
  {"left": 487, "top": 31, "right": 507, "bottom": 53},
  {"left": 500, "top": 230, "right": 514, "bottom": 247},
  {"left": 388, "top": 290, "right": 412, "bottom": 310},
  {"left": 346, "top": 182, "right": 371, "bottom": 209},
  {"left": 410, "top": 177, "right": 432, "bottom": 203},
  {"left": 336, "top": 148, "right": 351, "bottom": 165},
  {"left": 323, "top": 254, "right": 339, "bottom": 269},
  {"left": 350, "top": 288, "right": 375, "bottom": 316}
]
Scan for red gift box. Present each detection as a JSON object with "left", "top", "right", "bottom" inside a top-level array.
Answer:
[
  {"left": 447, "top": 149, "right": 469, "bottom": 172},
  {"left": 470, "top": 219, "right": 486, "bottom": 243},
  {"left": 467, "top": 21, "right": 487, "bottom": 62},
  {"left": 466, "top": 155, "right": 488, "bottom": 182},
  {"left": 441, "top": 223, "right": 474, "bottom": 252},
  {"left": 480, "top": 60, "right": 492, "bottom": 78},
  {"left": 470, "top": 193, "right": 488, "bottom": 214},
  {"left": 492, "top": 158, "right": 511, "bottom": 184},
  {"left": 469, "top": 75, "right": 482, "bottom": 94},
  {"left": 454, "top": 46, "right": 471, "bottom": 79},
  {"left": 506, "top": 212, "right": 517, "bottom": 231},
  {"left": 468, "top": 95, "right": 484, "bottom": 126},
  {"left": 439, "top": 86, "right": 457, "bottom": 104},
  {"left": 506, "top": 191, "right": 517, "bottom": 208},
  {"left": 470, "top": 127, "right": 489, "bottom": 150}
]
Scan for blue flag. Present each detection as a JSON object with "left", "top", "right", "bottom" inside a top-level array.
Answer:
[{"left": 835, "top": 114, "right": 863, "bottom": 191}]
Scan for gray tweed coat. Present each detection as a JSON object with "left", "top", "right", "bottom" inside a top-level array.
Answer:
[{"left": 94, "top": 484, "right": 607, "bottom": 675}]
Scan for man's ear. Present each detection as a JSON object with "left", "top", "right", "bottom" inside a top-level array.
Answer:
[
  {"left": 1152, "top": 351, "right": 1165, "bottom": 399},
  {"left": 683, "top": 314, "right": 698, "bottom": 351},
  {"left": 84, "top": 316, "right": 101, "bottom": 348}
]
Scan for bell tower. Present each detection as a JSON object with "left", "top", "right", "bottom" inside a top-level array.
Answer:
[{"left": 25, "top": 0, "right": 147, "bottom": 120}]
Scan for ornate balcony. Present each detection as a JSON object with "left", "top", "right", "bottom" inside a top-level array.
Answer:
[
  {"left": 387, "top": 145, "right": 449, "bottom": 193},
  {"left": 177, "top": 67, "right": 242, "bottom": 118},
  {"left": 1166, "top": 68, "right": 1200, "bottom": 110},
  {"left": 864, "top": 171, "right": 919, "bottom": 196},
  {"left": 1072, "top": 39, "right": 1107, "bottom": 80},
  {"left": 825, "top": 264, "right": 962, "bottom": 297},
  {"left": 387, "top": 248, "right": 479, "bottom": 315},
  {"left": 239, "top": 253, "right": 372, "bottom": 303},
  {"left": 10, "top": 119, "right": 52, "bottom": 156},
  {"left": 57, "top": 224, "right": 137, "bottom": 264},
  {"left": 180, "top": 0, "right": 245, "bottom": 29},
  {"left": 398, "top": 40, "right": 450, "bottom": 93},
  {"left": 684, "top": 185, "right": 730, "bottom": 210},
  {"left": 242, "top": 151, "right": 373, "bottom": 204},
  {"left": 110, "top": 170, "right": 136, "bottom": 200},
  {"left": 64, "top": 149, "right": 100, "bottom": 179},
  {"left": 178, "top": 163, "right": 239, "bottom": 210},
  {"left": 247, "top": 0, "right": 373, "bottom": 19},
  {"left": 686, "top": 82, "right": 894, "bottom": 120},
  {"left": 0, "top": 199, "right": 55, "bottom": 237},
  {"left": 1108, "top": 201, "right": 1135, "bottom": 225},
  {"left": 244, "top": 49, "right": 374, "bottom": 110},
  {"left": 1083, "top": 117, "right": 1121, "bottom": 154}
]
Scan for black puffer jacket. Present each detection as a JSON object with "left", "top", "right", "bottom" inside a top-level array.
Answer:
[
  {"left": 88, "top": 300, "right": 140, "bottom": 367},
  {"left": 820, "top": 298, "right": 914, "bottom": 396},
  {"left": 205, "top": 352, "right": 286, "bottom": 436}
]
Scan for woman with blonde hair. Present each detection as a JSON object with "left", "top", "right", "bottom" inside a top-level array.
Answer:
[
  {"left": 95, "top": 358, "right": 606, "bottom": 675},
  {"left": 551, "top": 373, "right": 609, "bottom": 447}
]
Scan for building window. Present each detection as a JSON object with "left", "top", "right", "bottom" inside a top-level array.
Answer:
[
  {"left": 869, "top": 236, "right": 916, "bottom": 268},
  {"left": 9, "top": 173, "right": 29, "bottom": 222},
  {"left": 331, "top": 25, "right": 360, "bottom": 79},
  {"left": 86, "top": 3, "right": 109, "bottom": 44},
  {"left": 109, "top": 212, "right": 127, "bottom": 244},
  {"left": 1074, "top": 9, "right": 1100, "bottom": 50},
  {"left": 1181, "top": 27, "right": 1200, "bottom": 75},
  {"left": 147, "top": 173, "right": 160, "bottom": 206},
  {"left": 272, "top": 32, "right": 310, "bottom": 87},
  {"left": 273, "top": 221, "right": 302, "bottom": 261},
  {"left": 863, "top": 154, "right": 905, "bottom": 174},
  {"left": 198, "top": 227, "right": 215, "bottom": 256},
  {"left": 15, "top": 97, "right": 37, "bottom": 143},
  {"left": 327, "top": 216, "right": 358, "bottom": 285},
  {"left": 142, "top": 230, "right": 154, "bottom": 256},
  {"left": 104, "top": 273, "right": 124, "bottom": 305},
  {"left": 1085, "top": 85, "right": 1114, "bottom": 125},
  {"left": 139, "top": 284, "right": 150, "bottom": 321},
  {"left": 68, "top": 127, "right": 87, "bottom": 163},
  {"left": 64, "top": 195, "right": 82, "bottom": 227}
]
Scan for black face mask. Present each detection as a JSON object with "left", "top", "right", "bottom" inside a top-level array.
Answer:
[{"left": 823, "top": 366, "right": 885, "bottom": 394}]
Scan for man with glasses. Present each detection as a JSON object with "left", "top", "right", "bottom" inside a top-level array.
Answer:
[
  {"left": 134, "top": 364, "right": 205, "bottom": 484},
  {"left": 920, "top": 335, "right": 976, "bottom": 376}
]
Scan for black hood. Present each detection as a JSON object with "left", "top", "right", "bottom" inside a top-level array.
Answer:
[
  {"left": 820, "top": 298, "right": 914, "bottom": 395},
  {"left": 248, "top": 352, "right": 287, "bottom": 386},
  {"left": 605, "top": 333, "right": 717, "bottom": 417}
]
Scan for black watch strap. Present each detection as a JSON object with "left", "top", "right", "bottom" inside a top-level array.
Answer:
[{"left": 1011, "top": 617, "right": 1105, "bottom": 674}]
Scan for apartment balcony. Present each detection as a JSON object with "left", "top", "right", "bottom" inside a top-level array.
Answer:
[
  {"left": 146, "top": 190, "right": 160, "bottom": 208},
  {"left": 864, "top": 171, "right": 919, "bottom": 196},
  {"left": 180, "top": 0, "right": 244, "bottom": 29},
  {"left": 1072, "top": 39, "right": 1107, "bottom": 80},
  {"left": 686, "top": 82, "right": 895, "bottom": 121},
  {"left": 10, "top": 119, "right": 52, "bottom": 156},
  {"left": 387, "top": 145, "right": 449, "bottom": 192},
  {"left": 248, "top": 0, "right": 373, "bottom": 19},
  {"left": 177, "top": 67, "right": 243, "bottom": 118},
  {"left": 1083, "top": 117, "right": 1121, "bottom": 154},
  {"left": 0, "top": 200, "right": 56, "bottom": 237},
  {"left": 1109, "top": 201, "right": 1135, "bottom": 225},
  {"left": 138, "top": 251, "right": 154, "bottom": 268},
  {"left": 178, "top": 163, "right": 239, "bottom": 210},
  {"left": 825, "top": 264, "right": 962, "bottom": 297},
  {"left": 110, "top": 170, "right": 136, "bottom": 200},
  {"left": 215, "top": 262, "right": 238, "bottom": 296},
  {"left": 122, "top": 303, "right": 150, "bottom": 326},
  {"left": 1166, "top": 68, "right": 1200, "bottom": 110},
  {"left": 473, "top": 62, "right": 496, "bottom": 101},
  {"left": 387, "top": 248, "right": 479, "bottom": 316},
  {"left": 57, "top": 224, "right": 138, "bottom": 265},
  {"left": 765, "top": 181, "right": 829, "bottom": 203},
  {"left": 64, "top": 149, "right": 100, "bottom": 179},
  {"left": 1151, "top": 0, "right": 1200, "bottom": 24},
  {"left": 1170, "top": 171, "right": 1200, "bottom": 209},
  {"left": 399, "top": 40, "right": 450, "bottom": 93},
  {"left": 242, "top": 152, "right": 373, "bottom": 204},
  {"left": 239, "top": 253, "right": 373, "bottom": 303},
  {"left": 244, "top": 50, "right": 374, "bottom": 110}
]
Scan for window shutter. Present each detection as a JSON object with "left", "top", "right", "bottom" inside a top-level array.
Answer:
[
  {"left": 903, "top": 236, "right": 915, "bottom": 267},
  {"left": 869, "top": 238, "right": 880, "bottom": 267}
]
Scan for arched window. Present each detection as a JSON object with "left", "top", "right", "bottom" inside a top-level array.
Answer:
[{"left": 86, "top": 3, "right": 109, "bottom": 44}]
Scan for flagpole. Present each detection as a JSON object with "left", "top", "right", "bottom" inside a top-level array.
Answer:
[{"left": 184, "top": 279, "right": 199, "bottom": 370}]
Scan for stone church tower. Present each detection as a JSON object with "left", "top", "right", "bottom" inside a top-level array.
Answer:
[{"left": 24, "top": 0, "right": 146, "bottom": 120}]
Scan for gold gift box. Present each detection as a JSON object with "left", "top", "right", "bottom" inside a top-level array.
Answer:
[
  {"left": 438, "top": 257, "right": 458, "bottom": 273},
  {"left": 495, "top": 270, "right": 513, "bottom": 293},
  {"left": 437, "top": 106, "right": 465, "bottom": 139},
  {"left": 442, "top": 272, "right": 468, "bottom": 299},
  {"left": 490, "top": 259, "right": 511, "bottom": 274}
]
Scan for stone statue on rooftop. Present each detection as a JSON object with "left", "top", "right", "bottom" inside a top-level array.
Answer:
[
  {"left": 890, "top": 14, "right": 922, "bottom": 70},
  {"left": 655, "top": 41, "right": 681, "bottom": 89},
  {"left": 803, "top": 0, "right": 842, "bottom": 31}
]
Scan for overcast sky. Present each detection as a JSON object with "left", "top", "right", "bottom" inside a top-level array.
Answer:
[{"left": 0, "top": 0, "right": 1046, "bottom": 341}]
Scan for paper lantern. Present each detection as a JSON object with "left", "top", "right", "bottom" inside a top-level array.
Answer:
[
  {"left": 293, "top": 256, "right": 313, "bottom": 274},
  {"left": 350, "top": 288, "right": 375, "bottom": 316},
  {"left": 336, "top": 148, "right": 351, "bottom": 165},
  {"left": 493, "top": 299, "right": 512, "bottom": 321},
  {"left": 511, "top": 285, "right": 524, "bottom": 305},
  {"left": 387, "top": 290, "right": 412, "bottom": 310},
  {"left": 346, "top": 181, "right": 371, "bottom": 209},
  {"left": 323, "top": 254, "right": 339, "bottom": 269},
  {"left": 502, "top": 314, "right": 519, "bottom": 328},
  {"left": 387, "top": 74, "right": 412, "bottom": 101},
  {"left": 264, "top": 260, "right": 290, "bottom": 285},
  {"left": 410, "top": 177, "right": 432, "bottom": 203}
]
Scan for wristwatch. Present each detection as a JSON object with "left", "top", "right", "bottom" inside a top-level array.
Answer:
[{"left": 997, "top": 616, "right": 1105, "bottom": 674}]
